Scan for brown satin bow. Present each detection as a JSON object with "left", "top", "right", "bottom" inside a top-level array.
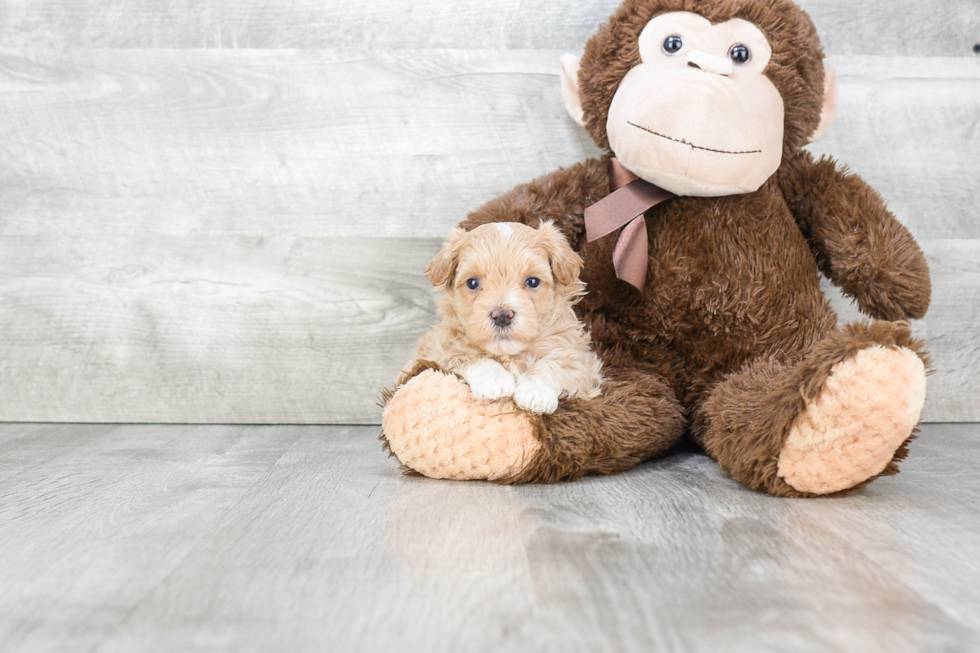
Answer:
[{"left": 584, "top": 158, "right": 675, "bottom": 291}]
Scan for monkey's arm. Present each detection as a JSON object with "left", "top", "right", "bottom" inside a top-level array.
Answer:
[
  {"left": 779, "top": 150, "right": 931, "bottom": 321},
  {"left": 459, "top": 158, "right": 609, "bottom": 251}
]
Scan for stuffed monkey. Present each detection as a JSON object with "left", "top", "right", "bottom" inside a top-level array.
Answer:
[{"left": 380, "top": 0, "right": 931, "bottom": 498}]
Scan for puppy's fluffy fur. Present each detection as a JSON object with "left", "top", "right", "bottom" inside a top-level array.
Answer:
[{"left": 404, "top": 221, "right": 603, "bottom": 414}]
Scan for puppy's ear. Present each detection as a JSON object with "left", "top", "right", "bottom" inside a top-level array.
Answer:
[
  {"left": 424, "top": 228, "right": 466, "bottom": 286},
  {"left": 537, "top": 221, "right": 583, "bottom": 285}
]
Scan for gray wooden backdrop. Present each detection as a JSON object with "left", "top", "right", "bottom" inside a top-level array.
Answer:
[{"left": 1, "top": 1, "right": 978, "bottom": 424}]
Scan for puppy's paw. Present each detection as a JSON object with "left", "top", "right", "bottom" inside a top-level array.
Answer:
[
  {"left": 465, "top": 360, "right": 517, "bottom": 400},
  {"left": 514, "top": 375, "right": 560, "bottom": 414}
]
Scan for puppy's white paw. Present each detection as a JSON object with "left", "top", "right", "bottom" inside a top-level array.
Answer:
[
  {"left": 514, "top": 375, "right": 560, "bottom": 414},
  {"left": 465, "top": 360, "right": 516, "bottom": 400}
]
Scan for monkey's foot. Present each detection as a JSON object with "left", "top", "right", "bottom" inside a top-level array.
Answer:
[
  {"left": 381, "top": 369, "right": 540, "bottom": 481},
  {"left": 777, "top": 346, "right": 927, "bottom": 495}
]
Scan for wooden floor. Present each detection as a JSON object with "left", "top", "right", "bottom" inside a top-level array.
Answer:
[{"left": 1, "top": 423, "right": 978, "bottom": 652}]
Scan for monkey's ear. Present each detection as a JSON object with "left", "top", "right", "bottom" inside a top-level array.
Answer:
[
  {"left": 424, "top": 228, "right": 466, "bottom": 286},
  {"left": 559, "top": 54, "right": 586, "bottom": 128},
  {"left": 537, "top": 220, "right": 583, "bottom": 285},
  {"left": 809, "top": 65, "right": 839, "bottom": 143}
]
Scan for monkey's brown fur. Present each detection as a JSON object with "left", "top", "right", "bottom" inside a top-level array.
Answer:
[{"left": 382, "top": 0, "right": 931, "bottom": 497}]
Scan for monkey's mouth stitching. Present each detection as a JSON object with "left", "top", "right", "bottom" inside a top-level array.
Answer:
[{"left": 628, "top": 122, "right": 762, "bottom": 155}]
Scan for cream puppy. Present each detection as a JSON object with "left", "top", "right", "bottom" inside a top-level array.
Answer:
[{"left": 406, "top": 221, "right": 603, "bottom": 414}]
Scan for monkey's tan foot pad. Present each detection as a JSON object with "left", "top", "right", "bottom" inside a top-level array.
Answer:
[
  {"left": 381, "top": 369, "right": 540, "bottom": 481},
  {"left": 778, "top": 346, "right": 927, "bottom": 495}
]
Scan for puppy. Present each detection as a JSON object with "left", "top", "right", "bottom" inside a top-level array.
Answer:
[{"left": 404, "top": 221, "right": 603, "bottom": 414}]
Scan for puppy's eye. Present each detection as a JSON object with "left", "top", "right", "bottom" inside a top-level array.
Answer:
[
  {"left": 729, "top": 44, "right": 751, "bottom": 65},
  {"left": 466, "top": 278, "right": 481, "bottom": 291},
  {"left": 525, "top": 277, "right": 541, "bottom": 289},
  {"left": 662, "top": 35, "right": 683, "bottom": 55}
]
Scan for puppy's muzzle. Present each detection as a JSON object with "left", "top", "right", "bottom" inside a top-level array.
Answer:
[{"left": 491, "top": 308, "right": 514, "bottom": 329}]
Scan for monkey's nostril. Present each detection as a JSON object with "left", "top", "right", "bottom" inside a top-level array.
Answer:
[
  {"left": 687, "top": 61, "right": 702, "bottom": 70},
  {"left": 491, "top": 308, "right": 514, "bottom": 329}
]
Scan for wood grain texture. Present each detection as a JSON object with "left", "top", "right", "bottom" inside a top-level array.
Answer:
[
  {"left": 2, "top": 51, "right": 977, "bottom": 240},
  {"left": 1, "top": 47, "right": 978, "bottom": 423},
  {"left": 0, "top": 236, "right": 435, "bottom": 423},
  {"left": 0, "top": 48, "right": 592, "bottom": 240},
  {"left": 0, "top": 424, "right": 302, "bottom": 652},
  {"left": 1, "top": 236, "right": 973, "bottom": 423},
  {"left": 1, "top": 423, "right": 979, "bottom": 652},
  {"left": 0, "top": 0, "right": 977, "bottom": 56},
  {"left": 1, "top": 42, "right": 979, "bottom": 423}
]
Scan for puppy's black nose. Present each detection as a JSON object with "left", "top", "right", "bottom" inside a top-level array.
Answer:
[{"left": 491, "top": 308, "right": 514, "bottom": 329}]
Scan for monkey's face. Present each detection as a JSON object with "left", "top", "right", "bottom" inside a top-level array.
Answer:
[
  {"left": 560, "top": 4, "right": 837, "bottom": 199},
  {"left": 606, "top": 12, "right": 783, "bottom": 196}
]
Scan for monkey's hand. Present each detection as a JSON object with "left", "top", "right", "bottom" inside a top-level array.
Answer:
[{"left": 780, "top": 151, "right": 931, "bottom": 321}]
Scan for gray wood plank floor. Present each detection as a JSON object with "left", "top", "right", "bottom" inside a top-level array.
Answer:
[{"left": 1, "top": 423, "right": 978, "bottom": 652}]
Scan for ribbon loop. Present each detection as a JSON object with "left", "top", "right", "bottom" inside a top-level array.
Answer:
[
  {"left": 585, "top": 179, "right": 673, "bottom": 242},
  {"left": 583, "top": 158, "right": 674, "bottom": 291}
]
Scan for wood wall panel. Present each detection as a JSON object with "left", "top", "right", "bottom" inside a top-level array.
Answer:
[
  {"left": 2, "top": 51, "right": 977, "bottom": 241},
  {"left": 1, "top": 0, "right": 977, "bottom": 56},
  {"left": 0, "top": 4, "right": 977, "bottom": 424},
  {"left": 0, "top": 236, "right": 435, "bottom": 423},
  {"left": 0, "top": 235, "right": 974, "bottom": 423},
  {"left": 0, "top": 49, "right": 591, "bottom": 240}
]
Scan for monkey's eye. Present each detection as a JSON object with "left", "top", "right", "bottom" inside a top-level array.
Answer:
[
  {"left": 525, "top": 277, "right": 541, "bottom": 289},
  {"left": 729, "top": 44, "right": 751, "bottom": 65},
  {"left": 662, "top": 35, "right": 684, "bottom": 55},
  {"left": 466, "top": 278, "right": 481, "bottom": 290}
]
